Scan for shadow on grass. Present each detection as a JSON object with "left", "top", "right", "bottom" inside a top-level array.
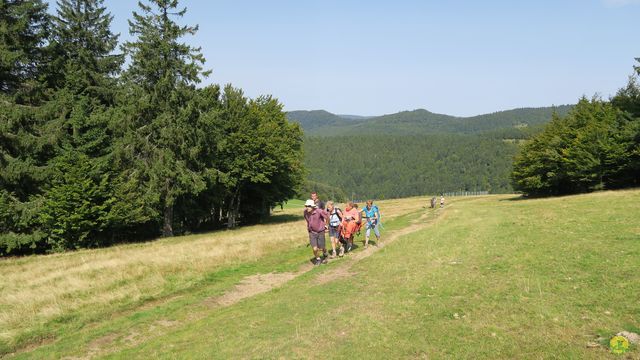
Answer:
[
  {"left": 499, "top": 195, "right": 528, "bottom": 202},
  {"left": 499, "top": 191, "right": 612, "bottom": 202},
  {"left": 258, "top": 213, "right": 303, "bottom": 225}
]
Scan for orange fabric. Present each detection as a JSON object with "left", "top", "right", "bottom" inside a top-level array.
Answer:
[{"left": 339, "top": 220, "right": 358, "bottom": 239}]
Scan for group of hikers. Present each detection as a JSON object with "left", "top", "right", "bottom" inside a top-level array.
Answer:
[{"left": 303, "top": 192, "right": 381, "bottom": 266}]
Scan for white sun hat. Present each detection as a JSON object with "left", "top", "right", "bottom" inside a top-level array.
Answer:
[{"left": 304, "top": 199, "right": 316, "bottom": 207}]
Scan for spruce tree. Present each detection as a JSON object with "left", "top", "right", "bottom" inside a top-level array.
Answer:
[
  {"left": 45, "top": 0, "right": 122, "bottom": 159},
  {"left": 0, "top": 0, "right": 52, "bottom": 254},
  {"left": 0, "top": 0, "right": 50, "bottom": 102},
  {"left": 31, "top": 0, "right": 124, "bottom": 249},
  {"left": 120, "top": 0, "right": 210, "bottom": 236},
  {"left": 51, "top": 0, "right": 122, "bottom": 103}
]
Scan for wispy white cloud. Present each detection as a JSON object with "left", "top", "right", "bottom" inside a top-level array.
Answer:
[{"left": 602, "top": 0, "right": 640, "bottom": 7}]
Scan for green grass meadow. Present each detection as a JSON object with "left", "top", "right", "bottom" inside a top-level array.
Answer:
[
  {"left": 5, "top": 190, "right": 640, "bottom": 359},
  {"left": 282, "top": 199, "right": 307, "bottom": 210}
]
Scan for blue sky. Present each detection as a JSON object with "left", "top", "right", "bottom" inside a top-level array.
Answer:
[{"left": 46, "top": 0, "right": 640, "bottom": 116}]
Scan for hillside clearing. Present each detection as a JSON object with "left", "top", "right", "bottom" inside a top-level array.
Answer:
[{"left": 3, "top": 190, "right": 640, "bottom": 359}]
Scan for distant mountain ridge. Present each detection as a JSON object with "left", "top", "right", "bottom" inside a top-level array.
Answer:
[
  {"left": 337, "top": 114, "right": 374, "bottom": 120},
  {"left": 287, "top": 105, "right": 573, "bottom": 136}
]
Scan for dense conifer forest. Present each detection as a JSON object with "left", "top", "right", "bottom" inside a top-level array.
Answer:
[{"left": 0, "top": 0, "right": 304, "bottom": 255}]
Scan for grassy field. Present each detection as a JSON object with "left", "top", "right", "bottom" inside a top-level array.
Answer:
[
  {"left": 282, "top": 198, "right": 306, "bottom": 210},
  {"left": 0, "top": 197, "right": 425, "bottom": 358},
  {"left": 2, "top": 190, "right": 639, "bottom": 359}
]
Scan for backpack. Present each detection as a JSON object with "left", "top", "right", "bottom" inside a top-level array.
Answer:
[{"left": 329, "top": 207, "right": 342, "bottom": 227}]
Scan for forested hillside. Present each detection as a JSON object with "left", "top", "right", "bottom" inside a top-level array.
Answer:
[
  {"left": 293, "top": 106, "right": 572, "bottom": 200},
  {"left": 288, "top": 105, "right": 572, "bottom": 136},
  {"left": 285, "top": 110, "right": 350, "bottom": 131},
  {"left": 304, "top": 135, "right": 517, "bottom": 199}
]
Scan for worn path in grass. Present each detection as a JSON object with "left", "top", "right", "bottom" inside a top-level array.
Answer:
[{"left": 207, "top": 205, "right": 445, "bottom": 308}]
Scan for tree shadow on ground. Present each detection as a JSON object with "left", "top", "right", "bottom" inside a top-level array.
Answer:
[
  {"left": 499, "top": 195, "right": 528, "bottom": 202},
  {"left": 259, "top": 213, "right": 303, "bottom": 225}
]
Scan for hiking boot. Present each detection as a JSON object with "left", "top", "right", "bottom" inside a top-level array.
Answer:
[
  {"left": 346, "top": 244, "right": 352, "bottom": 253},
  {"left": 314, "top": 257, "right": 322, "bottom": 266},
  {"left": 330, "top": 250, "right": 337, "bottom": 259},
  {"left": 338, "top": 247, "right": 344, "bottom": 257}
]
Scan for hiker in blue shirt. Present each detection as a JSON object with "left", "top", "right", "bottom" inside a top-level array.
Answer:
[{"left": 361, "top": 200, "right": 381, "bottom": 248}]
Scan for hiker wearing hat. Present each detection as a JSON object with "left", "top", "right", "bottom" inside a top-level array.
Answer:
[{"left": 303, "top": 199, "right": 329, "bottom": 265}]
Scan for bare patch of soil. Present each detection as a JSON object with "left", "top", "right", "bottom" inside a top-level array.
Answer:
[
  {"left": 315, "top": 267, "right": 357, "bottom": 285},
  {"left": 208, "top": 272, "right": 297, "bottom": 307},
  {"left": 76, "top": 333, "right": 118, "bottom": 359},
  {"left": 156, "top": 319, "right": 180, "bottom": 328}
]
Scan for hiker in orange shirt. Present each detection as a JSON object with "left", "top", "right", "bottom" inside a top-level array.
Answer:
[{"left": 340, "top": 201, "right": 360, "bottom": 254}]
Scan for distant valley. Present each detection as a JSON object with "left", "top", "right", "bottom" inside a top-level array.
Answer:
[{"left": 288, "top": 105, "right": 574, "bottom": 200}]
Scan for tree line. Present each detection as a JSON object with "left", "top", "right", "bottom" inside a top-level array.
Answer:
[
  {"left": 511, "top": 61, "right": 640, "bottom": 196},
  {"left": 0, "top": 0, "right": 304, "bottom": 255}
]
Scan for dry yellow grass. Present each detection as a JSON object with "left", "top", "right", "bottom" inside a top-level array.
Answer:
[{"left": 0, "top": 196, "right": 428, "bottom": 349}]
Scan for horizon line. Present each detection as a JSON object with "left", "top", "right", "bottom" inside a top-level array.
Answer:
[{"left": 287, "top": 103, "right": 575, "bottom": 119}]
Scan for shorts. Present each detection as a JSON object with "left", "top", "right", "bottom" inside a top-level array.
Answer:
[
  {"left": 329, "top": 225, "right": 340, "bottom": 238},
  {"left": 365, "top": 222, "right": 380, "bottom": 238},
  {"left": 309, "top": 231, "right": 326, "bottom": 249}
]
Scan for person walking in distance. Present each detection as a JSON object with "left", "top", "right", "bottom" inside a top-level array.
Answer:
[
  {"left": 440, "top": 195, "right": 445, "bottom": 208},
  {"left": 303, "top": 199, "right": 329, "bottom": 265},
  {"left": 326, "top": 201, "right": 343, "bottom": 258},
  {"left": 362, "top": 200, "right": 381, "bottom": 248}
]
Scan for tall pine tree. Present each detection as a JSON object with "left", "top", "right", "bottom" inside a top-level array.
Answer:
[
  {"left": 48, "top": 0, "right": 122, "bottom": 154},
  {"left": 51, "top": 0, "right": 122, "bottom": 100},
  {"left": 0, "top": 0, "right": 50, "bottom": 102},
  {"left": 120, "top": 0, "right": 210, "bottom": 236},
  {"left": 0, "top": 0, "right": 54, "bottom": 255},
  {"left": 32, "top": 0, "right": 125, "bottom": 250}
]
